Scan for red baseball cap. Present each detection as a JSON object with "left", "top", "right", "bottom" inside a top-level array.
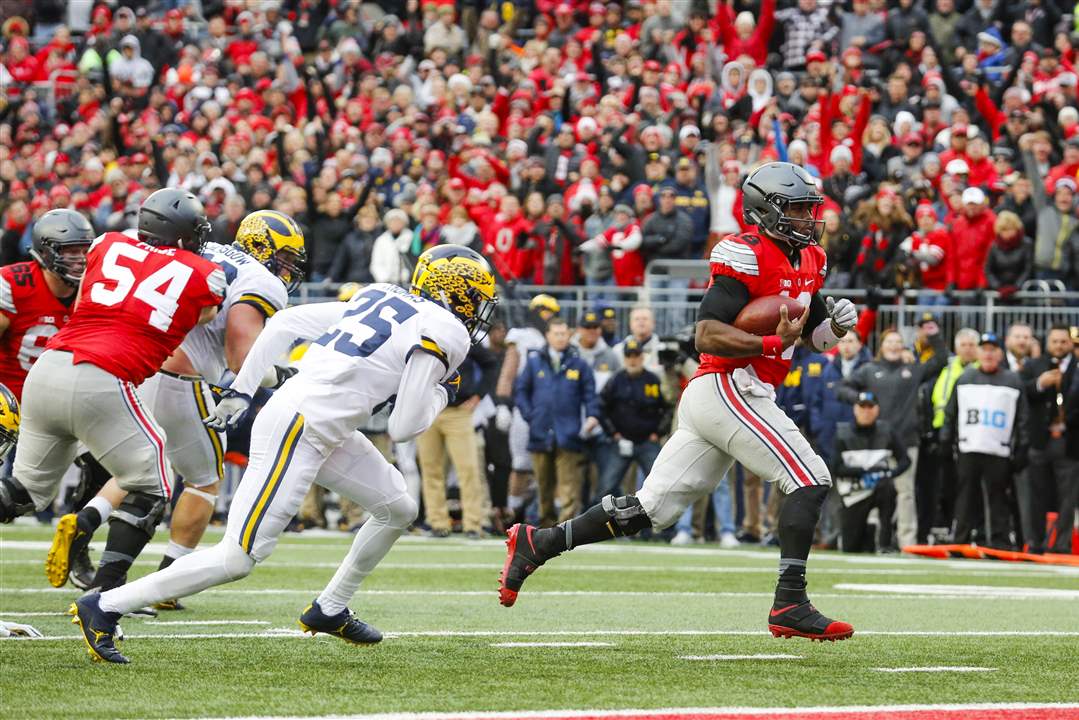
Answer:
[
  {"left": 643, "top": 60, "right": 661, "bottom": 72},
  {"left": 806, "top": 50, "right": 827, "bottom": 64},
  {"left": 448, "top": 178, "right": 466, "bottom": 190}
]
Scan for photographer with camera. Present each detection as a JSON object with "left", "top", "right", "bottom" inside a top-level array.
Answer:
[
  {"left": 1019, "top": 325, "right": 1076, "bottom": 553},
  {"left": 832, "top": 392, "right": 911, "bottom": 552}
]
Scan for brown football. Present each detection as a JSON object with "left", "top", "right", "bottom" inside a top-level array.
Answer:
[{"left": 732, "top": 295, "right": 806, "bottom": 336}]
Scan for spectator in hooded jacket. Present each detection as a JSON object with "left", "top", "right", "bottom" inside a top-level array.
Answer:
[
  {"left": 896, "top": 202, "right": 951, "bottom": 303},
  {"left": 947, "top": 186, "right": 997, "bottom": 291},
  {"left": 515, "top": 318, "right": 601, "bottom": 527},
  {"left": 984, "top": 211, "right": 1033, "bottom": 301},
  {"left": 1022, "top": 136, "right": 1078, "bottom": 284}
]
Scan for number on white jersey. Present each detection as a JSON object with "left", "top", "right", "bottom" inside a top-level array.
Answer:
[
  {"left": 89, "top": 242, "right": 196, "bottom": 332},
  {"left": 17, "top": 323, "right": 59, "bottom": 371},
  {"left": 315, "top": 287, "right": 418, "bottom": 358}
]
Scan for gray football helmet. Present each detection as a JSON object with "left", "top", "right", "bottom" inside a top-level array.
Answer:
[{"left": 741, "top": 162, "right": 824, "bottom": 248}]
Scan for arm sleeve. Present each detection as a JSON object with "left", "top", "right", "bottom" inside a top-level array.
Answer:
[
  {"left": 801, "top": 293, "right": 831, "bottom": 341},
  {"left": 387, "top": 352, "right": 450, "bottom": 442},
  {"left": 231, "top": 301, "right": 349, "bottom": 396},
  {"left": 697, "top": 275, "right": 751, "bottom": 324}
]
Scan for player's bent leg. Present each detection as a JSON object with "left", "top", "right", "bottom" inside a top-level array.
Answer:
[
  {"left": 84, "top": 539, "right": 256, "bottom": 664},
  {"left": 92, "top": 491, "right": 167, "bottom": 593},
  {"left": 302, "top": 431, "right": 417, "bottom": 644},
  {"left": 497, "top": 426, "right": 731, "bottom": 607},
  {"left": 46, "top": 476, "right": 124, "bottom": 589}
]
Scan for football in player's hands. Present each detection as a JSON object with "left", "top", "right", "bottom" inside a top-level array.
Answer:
[{"left": 732, "top": 295, "right": 806, "bottom": 336}]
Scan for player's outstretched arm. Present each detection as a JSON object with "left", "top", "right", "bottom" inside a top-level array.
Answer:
[
  {"left": 387, "top": 352, "right": 454, "bottom": 442},
  {"left": 695, "top": 319, "right": 768, "bottom": 358},
  {"left": 230, "top": 301, "right": 349, "bottom": 397}
]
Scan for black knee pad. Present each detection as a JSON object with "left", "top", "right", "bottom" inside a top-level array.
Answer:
[
  {"left": 72, "top": 453, "right": 111, "bottom": 510},
  {"left": 601, "top": 494, "right": 652, "bottom": 536},
  {"left": 779, "top": 485, "right": 829, "bottom": 532},
  {"left": 109, "top": 492, "right": 166, "bottom": 537}
]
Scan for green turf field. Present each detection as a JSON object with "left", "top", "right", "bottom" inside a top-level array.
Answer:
[{"left": 1, "top": 521, "right": 1078, "bottom": 719}]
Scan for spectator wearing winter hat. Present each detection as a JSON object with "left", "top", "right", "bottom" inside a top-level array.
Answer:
[
  {"left": 948, "top": 186, "right": 997, "bottom": 291},
  {"left": 580, "top": 204, "right": 643, "bottom": 288},
  {"left": 714, "top": 0, "right": 776, "bottom": 67},
  {"left": 664, "top": 157, "right": 710, "bottom": 256},
  {"left": 371, "top": 209, "right": 416, "bottom": 285},
  {"left": 896, "top": 203, "right": 952, "bottom": 303},
  {"left": 850, "top": 187, "right": 914, "bottom": 289}
]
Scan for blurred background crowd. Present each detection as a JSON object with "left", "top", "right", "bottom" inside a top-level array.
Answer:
[{"left": 2, "top": 0, "right": 1077, "bottom": 554}]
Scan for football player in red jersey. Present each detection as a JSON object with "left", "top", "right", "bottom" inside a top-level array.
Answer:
[
  {"left": 0, "top": 209, "right": 93, "bottom": 403},
  {"left": 498, "top": 163, "right": 861, "bottom": 642},
  {"left": 0, "top": 189, "right": 226, "bottom": 602}
]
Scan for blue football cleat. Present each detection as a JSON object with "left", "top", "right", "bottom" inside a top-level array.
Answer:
[
  {"left": 70, "top": 592, "right": 128, "bottom": 663},
  {"left": 298, "top": 599, "right": 382, "bottom": 645}
]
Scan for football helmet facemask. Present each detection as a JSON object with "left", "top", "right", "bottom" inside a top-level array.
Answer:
[
  {"left": 410, "top": 245, "right": 499, "bottom": 344},
  {"left": 234, "top": 210, "right": 308, "bottom": 294}
]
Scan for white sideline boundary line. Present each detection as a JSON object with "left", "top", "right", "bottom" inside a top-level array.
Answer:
[
  {"left": 18, "top": 629, "right": 1079, "bottom": 642},
  {"left": 3, "top": 587, "right": 1077, "bottom": 603},
  {"left": 872, "top": 666, "right": 996, "bottom": 673},
  {"left": 178, "top": 702, "right": 1079, "bottom": 720}
]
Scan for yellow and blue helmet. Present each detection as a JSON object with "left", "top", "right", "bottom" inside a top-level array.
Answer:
[
  {"left": 410, "top": 245, "right": 498, "bottom": 344},
  {"left": 0, "top": 383, "right": 19, "bottom": 461},
  {"left": 234, "top": 210, "right": 307, "bottom": 293},
  {"left": 529, "top": 293, "right": 561, "bottom": 317}
]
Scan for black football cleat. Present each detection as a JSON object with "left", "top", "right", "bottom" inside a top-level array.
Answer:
[
  {"left": 498, "top": 523, "right": 547, "bottom": 607},
  {"left": 70, "top": 593, "right": 128, "bottom": 663},
  {"left": 768, "top": 600, "right": 854, "bottom": 642},
  {"left": 69, "top": 539, "right": 96, "bottom": 591},
  {"left": 46, "top": 513, "right": 94, "bottom": 588},
  {"left": 298, "top": 599, "right": 382, "bottom": 645}
]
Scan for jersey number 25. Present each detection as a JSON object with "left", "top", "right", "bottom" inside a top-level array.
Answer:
[{"left": 316, "top": 288, "right": 418, "bottom": 358}]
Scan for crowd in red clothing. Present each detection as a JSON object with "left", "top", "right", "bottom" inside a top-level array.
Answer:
[{"left": 1, "top": 0, "right": 1077, "bottom": 296}]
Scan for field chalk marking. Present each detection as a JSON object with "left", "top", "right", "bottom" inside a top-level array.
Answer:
[{"left": 872, "top": 667, "right": 996, "bottom": 673}]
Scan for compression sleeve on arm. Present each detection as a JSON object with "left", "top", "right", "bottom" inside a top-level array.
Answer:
[
  {"left": 697, "top": 276, "right": 751, "bottom": 324},
  {"left": 387, "top": 352, "right": 450, "bottom": 442},
  {"left": 231, "top": 301, "right": 349, "bottom": 397}
]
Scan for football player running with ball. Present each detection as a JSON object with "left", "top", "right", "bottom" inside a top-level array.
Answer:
[
  {"left": 499, "top": 163, "right": 860, "bottom": 642},
  {"left": 71, "top": 245, "right": 498, "bottom": 663}
]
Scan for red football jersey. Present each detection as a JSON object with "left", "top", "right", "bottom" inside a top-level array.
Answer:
[
  {"left": 0, "top": 261, "right": 75, "bottom": 400},
  {"left": 695, "top": 231, "right": 827, "bottom": 387},
  {"left": 48, "top": 232, "right": 226, "bottom": 384}
]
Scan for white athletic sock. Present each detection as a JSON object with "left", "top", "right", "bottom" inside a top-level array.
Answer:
[
  {"left": 84, "top": 496, "right": 114, "bottom": 525},
  {"left": 164, "top": 540, "right": 195, "bottom": 561},
  {"left": 316, "top": 501, "right": 410, "bottom": 616},
  {"left": 98, "top": 540, "right": 254, "bottom": 615}
]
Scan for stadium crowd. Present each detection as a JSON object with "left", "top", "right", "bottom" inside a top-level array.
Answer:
[{"left": 1, "top": 0, "right": 1078, "bottom": 553}]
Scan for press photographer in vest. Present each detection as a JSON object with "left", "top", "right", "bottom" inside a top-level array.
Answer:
[{"left": 941, "top": 333, "right": 1029, "bottom": 549}]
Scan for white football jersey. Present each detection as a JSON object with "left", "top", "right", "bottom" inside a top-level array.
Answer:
[
  {"left": 506, "top": 325, "right": 545, "bottom": 376},
  {"left": 286, "top": 283, "right": 470, "bottom": 446},
  {"left": 179, "top": 242, "right": 288, "bottom": 382}
]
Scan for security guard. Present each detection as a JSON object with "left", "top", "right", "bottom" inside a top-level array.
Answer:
[
  {"left": 832, "top": 392, "right": 911, "bottom": 553},
  {"left": 594, "top": 339, "right": 672, "bottom": 502}
]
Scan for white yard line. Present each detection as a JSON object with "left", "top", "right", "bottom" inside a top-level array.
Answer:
[
  {"left": 145, "top": 620, "right": 270, "bottom": 626},
  {"left": 835, "top": 583, "right": 1079, "bottom": 599},
  {"left": 179, "top": 702, "right": 1079, "bottom": 720},
  {"left": 679, "top": 654, "right": 802, "bottom": 661},
  {"left": 3, "top": 587, "right": 1076, "bottom": 603},
  {"left": 490, "top": 641, "right": 615, "bottom": 648},
  {"left": 872, "top": 666, "right": 996, "bottom": 673},
  {"left": 18, "top": 629, "right": 1079, "bottom": 642}
]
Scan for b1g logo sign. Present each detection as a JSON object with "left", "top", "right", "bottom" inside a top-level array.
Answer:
[
  {"left": 965, "top": 408, "right": 1010, "bottom": 428},
  {"left": 955, "top": 384, "right": 1020, "bottom": 459}
]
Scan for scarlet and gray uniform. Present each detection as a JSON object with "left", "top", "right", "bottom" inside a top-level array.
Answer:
[
  {"left": 0, "top": 261, "right": 73, "bottom": 401},
  {"left": 139, "top": 241, "right": 288, "bottom": 489},
  {"left": 13, "top": 233, "right": 225, "bottom": 509},
  {"left": 635, "top": 232, "right": 832, "bottom": 529}
]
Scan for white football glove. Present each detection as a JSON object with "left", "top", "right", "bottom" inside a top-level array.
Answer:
[
  {"left": 204, "top": 390, "right": 252, "bottom": 432},
  {"left": 826, "top": 296, "right": 858, "bottom": 333},
  {"left": 0, "top": 621, "right": 42, "bottom": 638},
  {"left": 495, "top": 404, "right": 513, "bottom": 433}
]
